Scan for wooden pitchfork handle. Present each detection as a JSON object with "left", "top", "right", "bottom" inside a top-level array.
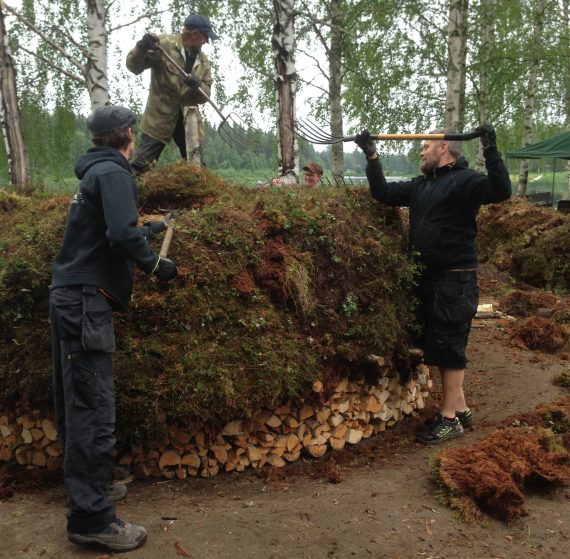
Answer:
[
  {"left": 154, "top": 43, "right": 229, "bottom": 123},
  {"left": 159, "top": 223, "right": 174, "bottom": 259},
  {"left": 348, "top": 130, "right": 482, "bottom": 142}
]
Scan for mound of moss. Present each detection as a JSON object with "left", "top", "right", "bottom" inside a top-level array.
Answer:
[
  {"left": 478, "top": 198, "right": 570, "bottom": 290},
  {"left": 432, "top": 397, "right": 570, "bottom": 522},
  {"left": 0, "top": 166, "right": 419, "bottom": 444}
]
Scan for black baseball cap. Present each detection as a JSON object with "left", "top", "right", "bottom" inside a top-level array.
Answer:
[{"left": 184, "top": 14, "right": 219, "bottom": 41}]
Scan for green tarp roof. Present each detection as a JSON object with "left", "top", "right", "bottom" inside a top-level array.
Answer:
[{"left": 506, "top": 131, "right": 570, "bottom": 160}]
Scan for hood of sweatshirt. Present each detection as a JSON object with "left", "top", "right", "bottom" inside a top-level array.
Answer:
[{"left": 74, "top": 146, "right": 131, "bottom": 179}]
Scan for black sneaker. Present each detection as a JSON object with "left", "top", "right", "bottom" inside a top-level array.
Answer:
[
  {"left": 425, "top": 409, "right": 473, "bottom": 429},
  {"left": 417, "top": 416, "right": 464, "bottom": 445},
  {"left": 456, "top": 408, "right": 473, "bottom": 428},
  {"left": 423, "top": 413, "right": 443, "bottom": 429},
  {"left": 68, "top": 518, "right": 147, "bottom": 551}
]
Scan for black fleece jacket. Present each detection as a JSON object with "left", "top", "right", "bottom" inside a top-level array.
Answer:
[
  {"left": 51, "top": 147, "right": 159, "bottom": 309},
  {"left": 365, "top": 147, "right": 512, "bottom": 273}
]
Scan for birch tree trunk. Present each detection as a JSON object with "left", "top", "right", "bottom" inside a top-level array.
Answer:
[
  {"left": 517, "top": 0, "right": 547, "bottom": 197},
  {"left": 85, "top": 0, "right": 109, "bottom": 111},
  {"left": 272, "top": 0, "right": 297, "bottom": 183},
  {"left": 0, "top": 1, "right": 30, "bottom": 193},
  {"left": 476, "top": 0, "right": 495, "bottom": 172},
  {"left": 444, "top": 0, "right": 468, "bottom": 131},
  {"left": 329, "top": 0, "right": 343, "bottom": 183}
]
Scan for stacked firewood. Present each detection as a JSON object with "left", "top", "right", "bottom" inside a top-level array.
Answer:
[
  {"left": 0, "top": 411, "right": 62, "bottom": 470},
  {"left": 0, "top": 365, "right": 431, "bottom": 479}
]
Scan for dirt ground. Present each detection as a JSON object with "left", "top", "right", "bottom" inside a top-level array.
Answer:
[{"left": 2, "top": 312, "right": 570, "bottom": 558}]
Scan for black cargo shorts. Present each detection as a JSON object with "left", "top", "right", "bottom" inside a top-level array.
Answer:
[{"left": 415, "top": 270, "right": 479, "bottom": 369}]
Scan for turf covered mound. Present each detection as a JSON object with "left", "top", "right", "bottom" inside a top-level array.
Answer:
[
  {"left": 432, "top": 397, "right": 570, "bottom": 522},
  {"left": 0, "top": 163, "right": 419, "bottom": 445},
  {"left": 478, "top": 197, "right": 570, "bottom": 290}
]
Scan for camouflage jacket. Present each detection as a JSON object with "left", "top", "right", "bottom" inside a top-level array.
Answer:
[{"left": 126, "top": 34, "right": 213, "bottom": 144}]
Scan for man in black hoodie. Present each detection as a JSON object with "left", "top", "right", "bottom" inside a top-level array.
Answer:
[
  {"left": 50, "top": 104, "right": 177, "bottom": 551},
  {"left": 355, "top": 125, "right": 511, "bottom": 445}
]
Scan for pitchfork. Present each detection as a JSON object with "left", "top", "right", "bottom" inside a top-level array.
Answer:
[
  {"left": 291, "top": 118, "right": 482, "bottom": 144},
  {"left": 155, "top": 44, "right": 252, "bottom": 153}
]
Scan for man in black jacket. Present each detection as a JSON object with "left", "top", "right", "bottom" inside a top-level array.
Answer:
[
  {"left": 355, "top": 125, "right": 511, "bottom": 444},
  {"left": 50, "top": 104, "right": 177, "bottom": 551}
]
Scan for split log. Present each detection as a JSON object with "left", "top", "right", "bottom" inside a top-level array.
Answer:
[
  {"left": 181, "top": 450, "right": 200, "bottom": 468},
  {"left": 222, "top": 420, "right": 244, "bottom": 436},
  {"left": 42, "top": 419, "right": 58, "bottom": 441},
  {"left": 159, "top": 450, "right": 181, "bottom": 469}
]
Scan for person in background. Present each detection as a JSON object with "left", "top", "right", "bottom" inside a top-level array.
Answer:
[
  {"left": 126, "top": 14, "right": 218, "bottom": 174},
  {"left": 302, "top": 161, "right": 323, "bottom": 187},
  {"left": 50, "top": 104, "right": 177, "bottom": 552},
  {"left": 355, "top": 124, "right": 511, "bottom": 445}
]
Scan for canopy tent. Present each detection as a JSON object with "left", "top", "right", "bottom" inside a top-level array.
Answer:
[
  {"left": 506, "top": 131, "right": 570, "bottom": 207},
  {"left": 506, "top": 131, "right": 570, "bottom": 160}
]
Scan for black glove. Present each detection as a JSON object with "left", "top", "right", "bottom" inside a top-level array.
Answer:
[
  {"left": 354, "top": 129, "right": 377, "bottom": 159},
  {"left": 475, "top": 123, "right": 496, "bottom": 150},
  {"left": 184, "top": 73, "right": 203, "bottom": 89},
  {"left": 136, "top": 33, "right": 158, "bottom": 53},
  {"left": 154, "top": 258, "right": 178, "bottom": 281},
  {"left": 141, "top": 220, "right": 166, "bottom": 240},
  {"left": 144, "top": 220, "right": 167, "bottom": 234}
]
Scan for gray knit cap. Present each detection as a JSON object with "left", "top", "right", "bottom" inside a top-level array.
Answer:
[{"left": 86, "top": 104, "right": 136, "bottom": 137}]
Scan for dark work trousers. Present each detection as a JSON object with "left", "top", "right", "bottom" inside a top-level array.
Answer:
[
  {"left": 130, "top": 112, "right": 187, "bottom": 175},
  {"left": 50, "top": 285, "right": 117, "bottom": 534}
]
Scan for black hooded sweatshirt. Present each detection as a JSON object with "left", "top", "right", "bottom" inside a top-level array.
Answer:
[
  {"left": 51, "top": 147, "right": 158, "bottom": 309},
  {"left": 365, "top": 147, "right": 512, "bottom": 273}
]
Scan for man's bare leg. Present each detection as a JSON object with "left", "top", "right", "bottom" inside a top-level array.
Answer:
[{"left": 440, "top": 367, "right": 466, "bottom": 418}]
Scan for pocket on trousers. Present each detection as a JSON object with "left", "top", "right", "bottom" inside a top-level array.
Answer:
[
  {"left": 433, "top": 280, "right": 479, "bottom": 324},
  {"left": 433, "top": 322, "right": 470, "bottom": 350},
  {"left": 71, "top": 358, "right": 98, "bottom": 409},
  {"left": 81, "top": 290, "right": 116, "bottom": 353}
]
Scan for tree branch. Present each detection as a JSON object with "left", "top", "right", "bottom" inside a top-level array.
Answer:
[
  {"left": 108, "top": 8, "right": 171, "bottom": 33},
  {"left": 4, "top": 3, "right": 85, "bottom": 72},
  {"left": 17, "top": 45, "right": 86, "bottom": 85},
  {"left": 52, "top": 26, "right": 89, "bottom": 58}
]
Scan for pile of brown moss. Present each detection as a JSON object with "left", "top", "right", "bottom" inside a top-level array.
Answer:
[
  {"left": 478, "top": 197, "right": 570, "bottom": 290},
  {"left": 0, "top": 163, "right": 419, "bottom": 445},
  {"left": 431, "top": 397, "right": 570, "bottom": 522}
]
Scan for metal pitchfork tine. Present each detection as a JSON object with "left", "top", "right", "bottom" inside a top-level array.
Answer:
[
  {"left": 154, "top": 44, "right": 252, "bottom": 153},
  {"left": 291, "top": 118, "right": 483, "bottom": 144},
  {"left": 289, "top": 118, "right": 346, "bottom": 145}
]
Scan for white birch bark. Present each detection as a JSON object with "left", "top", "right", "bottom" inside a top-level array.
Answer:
[
  {"left": 476, "top": 0, "right": 495, "bottom": 172},
  {"left": 329, "top": 0, "right": 344, "bottom": 183},
  {"left": 444, "top": 0, "right": 468, "bottom": 131},
  {"left": 272, "top": 0, "right": 298, "bottom": 182},
  {"left": 85, "top": 0, "right": 109, "bottom": 110},
  {"left": 184, "top": 107, "right": 201, "bottom": 167},
  {"left": 0, "top": 1, "right": 30, "bottom": 192},
  {"left": 517, "top": 0, "right": 547, "bottom": 197}
]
